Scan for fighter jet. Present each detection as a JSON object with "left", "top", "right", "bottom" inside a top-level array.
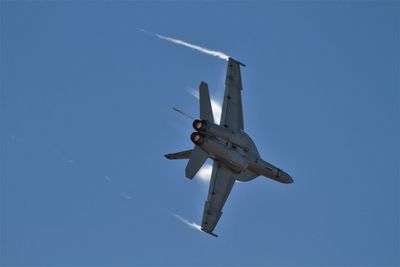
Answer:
[{"left": 165, "top": 57, "right": 293, "bottom": 237}]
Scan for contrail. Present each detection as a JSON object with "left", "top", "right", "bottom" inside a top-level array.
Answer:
[
  {"left": 122, "top": 192, "right": 133, "bottom": 200},
  {"left": 139, "top": 29, "right": 230, "bottom": 61},
  {"left": 171, "top": 213, "right": 202, "bottom": 232}
]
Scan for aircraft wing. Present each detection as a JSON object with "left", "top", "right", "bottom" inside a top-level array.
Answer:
[
  {"left": 201, "top": 161, "right": 235, "bottom": 237},
  {"left": 220, "top": 58, "right": 245, "bottom": 130}
]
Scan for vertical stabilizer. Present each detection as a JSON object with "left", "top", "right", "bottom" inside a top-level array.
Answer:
[{"left": 199, "top": 82, "right": 214, "bottom": 123}]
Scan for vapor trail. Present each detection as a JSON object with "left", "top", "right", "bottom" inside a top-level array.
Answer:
[
  {"left": 196, "top": 162, "right": 213, "bottom": 183},
  {"left": 139, "top": 29, "right": 230, "bottom": 61},
  {"left": 171, "top": 213, "right": 202, "bottom": 232}
]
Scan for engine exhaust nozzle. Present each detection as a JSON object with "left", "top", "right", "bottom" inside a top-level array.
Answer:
[
  {"left": 192, "top": 119, "right": 208, "bottom": 132},
  {"left": 190, "top": 132, "right": 205, "bottom": 145}
]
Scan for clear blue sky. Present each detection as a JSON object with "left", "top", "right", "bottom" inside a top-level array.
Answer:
[{"left": 1, "top": 1, "right": 398, "bottom": 266}]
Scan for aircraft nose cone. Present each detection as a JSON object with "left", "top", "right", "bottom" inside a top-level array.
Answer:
[{"left": 282, "top": 171, "right": 294, "bottom": 184}]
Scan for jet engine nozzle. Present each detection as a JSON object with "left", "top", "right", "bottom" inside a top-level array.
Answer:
[
  {"left": 192, "top": 119, "right": 208, "bottom": 132},
  {"left": 190, "top": 132, "right": 206, "bottom": 145}
]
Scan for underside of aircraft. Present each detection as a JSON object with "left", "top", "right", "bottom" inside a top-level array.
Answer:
[{"left": 165, "top": 58, "right": 293, "bottom": 237}]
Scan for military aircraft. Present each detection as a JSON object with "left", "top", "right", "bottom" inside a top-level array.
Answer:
[{"left": 165, "top": 57, "right": 293, "bottom": 237}]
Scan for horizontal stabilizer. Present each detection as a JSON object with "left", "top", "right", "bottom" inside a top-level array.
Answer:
[{"left": 164, "top": 150, "right": 192, "bottom": 160}]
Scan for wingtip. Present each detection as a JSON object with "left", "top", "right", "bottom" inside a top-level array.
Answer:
[
  {"left": 164, "top": 154, "right": 172, "bottom": 159},
  {"left": 201, "top": 228, "right": 218, "bottom": 237},
  {"left": 228, "top": 57, "right": 246, "bottom": 67}
]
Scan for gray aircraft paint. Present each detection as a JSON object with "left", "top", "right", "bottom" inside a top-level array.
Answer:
[{"left": 165, "top": 58, "right": 293, "bottom": 237}]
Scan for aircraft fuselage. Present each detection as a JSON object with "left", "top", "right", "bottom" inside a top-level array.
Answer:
[
  {"left": 164, "top": 57, "right": 294, "bottom": 237},
  {"left": 191, "top": 120, "right": 293, "bottom": 184}
]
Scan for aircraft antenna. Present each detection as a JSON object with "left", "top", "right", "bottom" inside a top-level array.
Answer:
[{"left": 173, "top": 107, "right": 195, "bottom": 121}]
